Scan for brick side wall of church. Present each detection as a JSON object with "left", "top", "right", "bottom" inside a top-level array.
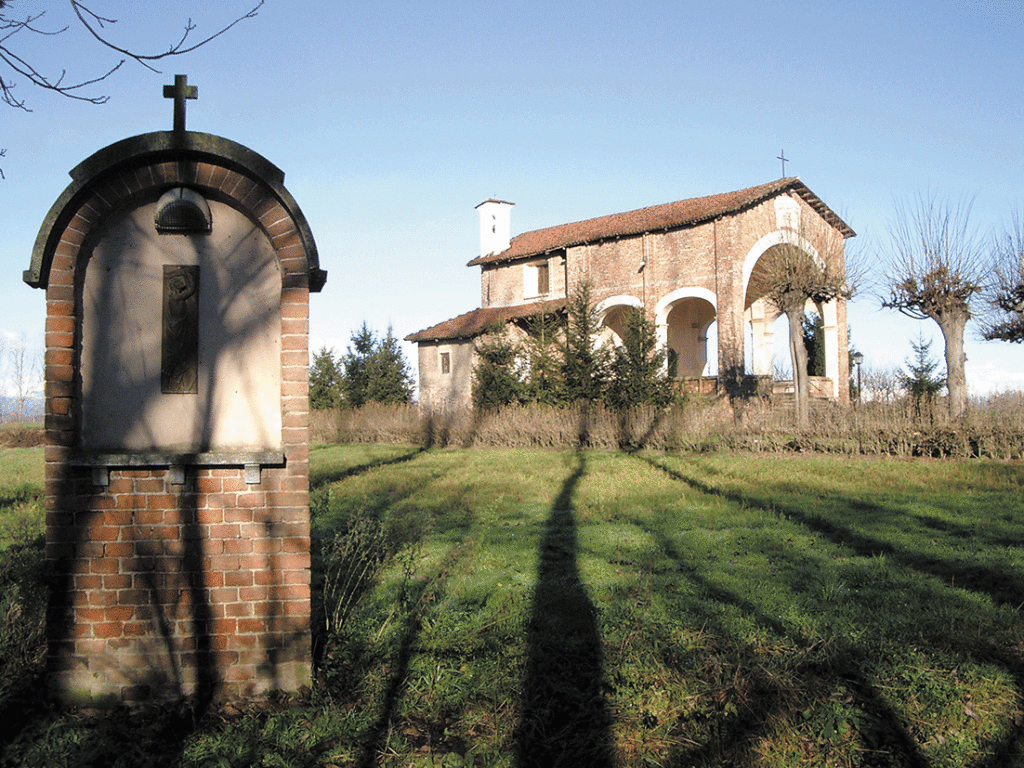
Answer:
[{"left": 43, "top": 158, "right": 313, "bottom": 704}]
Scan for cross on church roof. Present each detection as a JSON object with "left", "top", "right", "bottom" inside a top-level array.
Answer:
[
  {"left": 164, "top": 74, "right": 198, "bottom": 136},
  {"left": 777, "top": 149, "right": 789, "bottom": 178}
]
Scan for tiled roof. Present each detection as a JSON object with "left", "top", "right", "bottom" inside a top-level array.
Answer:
[
  {"left": 467, "top": 177, "right": 854, "bottom": 266},
  {"left": 405, "top": 298, "right": 566, "bottom": 342}
]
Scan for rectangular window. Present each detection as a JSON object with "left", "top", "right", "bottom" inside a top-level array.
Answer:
[
  {"left": 440, "top": 352, "right": 450, "bottom": 374},
  {"left": 524, "top": 259, "right": 549, "bottom": 297}
]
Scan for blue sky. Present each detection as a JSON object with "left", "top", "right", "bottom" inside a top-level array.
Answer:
[{"left": 4, "top": 0, "right": 1024, "bottom": 394}]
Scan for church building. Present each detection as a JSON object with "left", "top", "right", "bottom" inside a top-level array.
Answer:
[{"left": 407, "top": 178, "right": 854, "bottom": 411}]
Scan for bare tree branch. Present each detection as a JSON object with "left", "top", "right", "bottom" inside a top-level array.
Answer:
[
  {"left": 0, "top": 1, "right": 263, "bottom": 106},
  {"left": 880, "top": 193, "right": 984, "bottom": 419},
  {"left": 0, "top": 1, "right": 264, "bottom": 175},
  {"left": 980, "top": 208, "right": 1024, "bottom": 343},
  {"left": 70, "top": 1, "right": 264, "bottom": 73}
]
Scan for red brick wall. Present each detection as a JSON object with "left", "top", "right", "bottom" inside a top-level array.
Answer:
[{"left": 43, "top": 157, "right": 313, "bottom": 705}]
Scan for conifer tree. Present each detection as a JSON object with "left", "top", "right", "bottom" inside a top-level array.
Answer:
[
  {"left": 367, "top": 326, "right": 415, "bottom": 405},
  {"left": 472, "top": 328, "right": 522, "bottom": 410},
  {"left": 521, "top": 310, "right": 565, "bottom": 405},
  {"left": 342, "top": 322, "right": 415, "bottom": 407},
  {"left": 802, "top": 312, "right": 826, "bottom": 377},
  {"left": 342, "top": 322, "right": 376, "bottom": 408},
  {"left": 898, "top": 331, "right": 946, "bottom": 417},
  {"left": 309, "top": 347, "right": 344, "bottom": 410},
  {"left": 606, "top": 308, "right": 673, "bottom": 409},
  {"left": 561, "top": 282, "right": 608, "bottom": 404}
]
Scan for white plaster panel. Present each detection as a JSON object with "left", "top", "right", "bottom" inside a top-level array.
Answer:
[{"left": 81, "top": 200, "right": 282, "bottom": 452}]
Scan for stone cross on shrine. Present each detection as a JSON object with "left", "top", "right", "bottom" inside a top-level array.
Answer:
[{"left": 164, "top": 74, "right": 198, "bottom": 136}]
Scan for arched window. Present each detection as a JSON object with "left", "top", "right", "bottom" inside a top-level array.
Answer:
[{"left": 155, "top": 187, "right": 212, "bottom": 234}]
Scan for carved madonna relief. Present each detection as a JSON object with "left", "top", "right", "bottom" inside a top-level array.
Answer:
[{"left": 80, "top": 198, "right": 282, "bottom": 453}]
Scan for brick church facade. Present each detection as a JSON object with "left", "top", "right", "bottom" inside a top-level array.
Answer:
[{"left": 408, "top": 178, "right": 855, "bottom": 411}]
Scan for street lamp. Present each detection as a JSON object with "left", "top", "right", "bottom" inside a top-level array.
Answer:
[{"left": 852, "top": 351, "right": 864, "bottom": 407}]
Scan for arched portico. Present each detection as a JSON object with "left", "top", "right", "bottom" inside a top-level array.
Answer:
[
  {"left": 742, "top": 231, "right": 844, "bottom": 398},
  {"left": 654, "top": 287, "right": 717, "bottom": 379},
  {"left": 595, "top": 295, "right": 642, "bottom": 346}
]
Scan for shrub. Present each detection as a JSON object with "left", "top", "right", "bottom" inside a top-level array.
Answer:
[
  {"left": 311, "top": 391, "right": 1024, "bottom": 458},
  {"left": 0, "top": 539, "right": 47, "bottom": 709}
]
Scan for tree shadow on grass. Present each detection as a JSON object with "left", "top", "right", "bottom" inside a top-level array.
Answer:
[
  {"left": 623, "top": 506, "right": 929, "bottom": 768},
  {"left": 309, "top": 447, "right": 425, "bottom": 491},
  {"left": 637, "top": 453, "right": 1024, "bottom": 768},
  {"left": 516, "top": 452, "right": 614, "bottom": 768}
]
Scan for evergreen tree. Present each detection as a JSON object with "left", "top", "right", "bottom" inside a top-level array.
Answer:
[
  {"left": 341, "top": 322, "right": 415, "bottom": 407},
  {"left": 606, "top": 308, "right": 673, "bottom": 409},
  {"left": 802, "top": 312, "right": 826, "bottom": 377},
  {"left": 367, "top": 325, "right": 415, "bottom": 404},
  {"left": 521, "top": 310, "right": 565, "bottom": 405},
  {"left": 898, "top": 331, "right": 946, "bottom": 416},
  {"left": 309, "top": 346, "right": 344, "bottom": 410},
  {"left": 342, "top": 322, "right": 376, "bottom": 408},
  {"left": 472, "top": 329, "right": 522, "bottom": 410},
  {"left": 561, "top": 282, "right": 609, "bottom": 403}
]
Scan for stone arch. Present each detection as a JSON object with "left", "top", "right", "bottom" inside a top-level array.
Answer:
[
  {"left": 654, "top": 287, "right": 717, "bottom": 378},
  {"left": 741, "top": 230, "right": 842, "bottom": 396},
  {"left": 595, "top": 294, "right": 642, "bottom": 347}
]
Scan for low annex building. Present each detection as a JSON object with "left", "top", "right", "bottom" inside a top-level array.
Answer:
[{"left": 407, "top": 178, "right": 855, "bottom": 410}]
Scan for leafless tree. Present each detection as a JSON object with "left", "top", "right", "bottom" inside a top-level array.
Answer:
[
  {"left": 1, "top": 0, "right": 264, "bottom": 175},
  {"left": 755, "top": 220, "right": 854, "bottom": 429},
  {"left": 881, "top": 194, "right": 984, "bottom": 420},
  {"left": 10, "top": 333, "right": 40, "bottom": 423},
  {"left": 861, "top": 364, "right": 902, "bottom": 405},
  {"left": 980, "top": 208, "right": 1024, "bottom": 344}
]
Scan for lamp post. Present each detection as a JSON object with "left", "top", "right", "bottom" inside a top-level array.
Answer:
[{"left": 852, "top": 351, "right": 864, "bottom": 407}]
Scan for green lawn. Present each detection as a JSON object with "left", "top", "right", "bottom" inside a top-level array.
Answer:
[{"left": 3, "top": 444, "right": 1024, "bottom": 766}]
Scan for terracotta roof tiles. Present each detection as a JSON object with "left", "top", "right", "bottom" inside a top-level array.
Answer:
[
  {"left": 467, "top": 177, "right": 853, "bottom": 266},
  {"left": 405, "top": 298, "right": 566, "bottom": 343}
]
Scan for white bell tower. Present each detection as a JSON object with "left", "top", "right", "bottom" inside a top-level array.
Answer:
[{"left": 476, "top": 198, "right": 514, "bottom": 257}]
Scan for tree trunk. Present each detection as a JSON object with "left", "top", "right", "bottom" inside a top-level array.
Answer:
[
  {"left": 936, "top": 311, "right": 969, "bottom": 420},
  {"left": 784, "top": 300, "right": 810, "bottom": 430}
]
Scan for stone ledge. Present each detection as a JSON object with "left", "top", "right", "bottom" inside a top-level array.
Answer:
[{"left": 69, "top": 451, "right": 285, "bottom": 487}]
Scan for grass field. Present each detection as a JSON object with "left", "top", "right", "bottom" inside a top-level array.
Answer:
[{"left": 2, "top": 444, "right": 1024, "bottom": 766}]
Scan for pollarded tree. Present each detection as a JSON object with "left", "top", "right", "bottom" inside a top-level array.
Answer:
[
  {"left": 981, "top": 209, "right": 1024, "bottom": 344},
  {"left": 758, "top": 231, "right": 852, "bottom": 429},
  {"left": 881, "top": 195, "right": 983, "bottom": 420},
  {"left": 0, "top": 1, "right": 263, "bottom": 109}
]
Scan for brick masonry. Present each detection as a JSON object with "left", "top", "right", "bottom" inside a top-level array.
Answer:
[
  {"left": 36, "top": 144, "right": 319, "bottom": 705},
  {"left": 420, "top": 189, "right": 850, "bottom": 408}
]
